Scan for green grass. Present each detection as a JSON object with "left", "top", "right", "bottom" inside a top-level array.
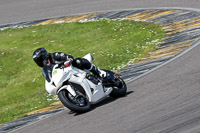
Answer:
[{"left": 0, "top": 19, "right": 165, "bottom": 124}]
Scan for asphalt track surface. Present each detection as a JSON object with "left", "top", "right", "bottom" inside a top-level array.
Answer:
[
  {"left": 1, "top": 0, "right": 200, "bottom": 133},
  {"left": 0, "top": 0, "right": 200, "bottom": 25}
]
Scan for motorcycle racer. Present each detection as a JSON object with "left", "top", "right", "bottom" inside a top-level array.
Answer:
[
  {"left": 32, "top": 48, "right": 127, "bottom": 112},
  {"left": 32, "top": 47, "right": 100, "bottom": 77}
]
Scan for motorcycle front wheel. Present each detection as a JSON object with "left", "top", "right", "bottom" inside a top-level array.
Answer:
[{"left": 58, "top": 89, "right": 91, "bottom": 113}]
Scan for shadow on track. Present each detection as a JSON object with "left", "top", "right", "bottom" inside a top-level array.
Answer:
[{"left": 68, "top": 91, "right": 134, "bottom": 116}]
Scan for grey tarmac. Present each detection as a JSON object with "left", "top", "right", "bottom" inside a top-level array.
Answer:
[{"left": 0, "top": 0, "right": 200, "bottom": 25}]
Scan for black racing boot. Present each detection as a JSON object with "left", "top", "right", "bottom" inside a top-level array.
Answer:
[{"left": 90, "top": 65, "right": 101, "bottom": 78}]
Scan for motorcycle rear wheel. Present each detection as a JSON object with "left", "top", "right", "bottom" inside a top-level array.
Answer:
[
  {"left": 58, "top": 89, "right": 91, "bottom": 113},
  {"left": 109, "top": 77, "right": 127, "bottom": 98}
]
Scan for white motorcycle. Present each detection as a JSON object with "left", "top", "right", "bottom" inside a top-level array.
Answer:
[{"left": 42, "top": 54, "right": 127, "bottom": 113}]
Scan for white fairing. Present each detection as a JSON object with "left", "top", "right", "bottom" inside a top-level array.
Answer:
[
  {"left": 45, "top": 80, "right": 56, "bottom": 94},
  {"left": 44, "top": 54, "right": 113, "bottom": 104}
]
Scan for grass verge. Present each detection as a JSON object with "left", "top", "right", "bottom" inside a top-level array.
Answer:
[{"left": 0, "top": 19, "right": 165, "bottom": 124}]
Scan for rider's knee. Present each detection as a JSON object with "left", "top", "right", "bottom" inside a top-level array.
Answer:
[{"left": 73, "top": 58, "right": 91, "bottom": 70}]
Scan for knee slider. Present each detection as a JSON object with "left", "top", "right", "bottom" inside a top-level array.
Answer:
[
  {"left": 75, "top": 58, "right": 82, "bottom": 67},
  {"left": 74, "top": 58, "right": 92, "bottom": 70},
  {"left": 76, "top": 58, "right": 81, "bottom": 64}
]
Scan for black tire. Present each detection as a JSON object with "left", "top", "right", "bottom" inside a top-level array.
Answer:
[
  {"left": 109, "top": 77, "right": 127, "bottom": 98},
  {"left": 58, "top": 89, "right": 91, "bottom": 113}
]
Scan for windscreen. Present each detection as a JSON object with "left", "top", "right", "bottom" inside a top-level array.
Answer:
[{"left": 42, "top": 64, "right": 54, "bottom": 82}]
